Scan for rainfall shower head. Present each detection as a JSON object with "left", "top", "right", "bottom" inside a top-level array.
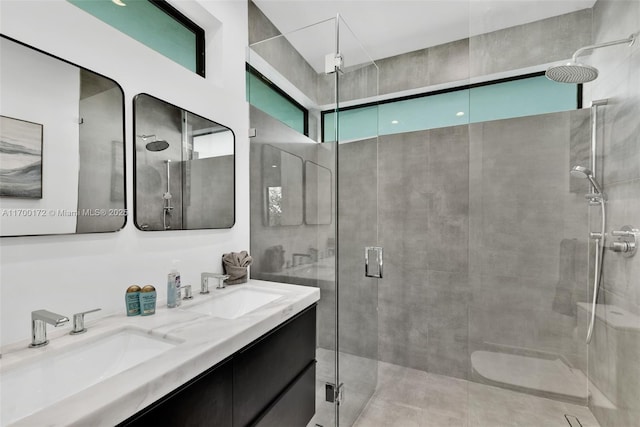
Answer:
[
  {"left": 139, "top": 134, "right": 170, "bottom": 152},
  {"left": 145, "top": 140, "right": 170, "bottom": 152},
  {"left": 546, "top": 62, "right": 599, "bottom": 83},
  {"left": 546, "top": 34, "right": 636, "bottom": 83},
  {"left": 571, "top": 165, "right": 604, "bottom": 195}
]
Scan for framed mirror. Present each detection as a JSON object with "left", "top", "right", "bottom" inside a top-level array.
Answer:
[
  {"left": 0, "top": 35, "right": 126, "bottom": 237},
  {"left": 304, "top": 161, "right": 332, "bottom": 225},
  {"left": 133, "top": 94, "right": 235, "bottom": 231},
  {"left": 261, "top": 145, "right": 303, "bottom": 226}
]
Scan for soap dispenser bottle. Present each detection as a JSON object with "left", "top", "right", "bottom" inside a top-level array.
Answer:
[{"left": 167, "top": 261, "right": 182, "bottom": 308}]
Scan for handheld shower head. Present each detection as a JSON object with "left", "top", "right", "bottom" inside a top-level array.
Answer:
[{"left": 571, "top": 165, "right": 604, "bottom": 195}]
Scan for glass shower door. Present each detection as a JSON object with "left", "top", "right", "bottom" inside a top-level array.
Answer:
[
  {"left": 334, "top": 16, "right": 380, "bottom": 426},
  {"left": 247, "top": 12, "right": 380, "bottom": 426}
]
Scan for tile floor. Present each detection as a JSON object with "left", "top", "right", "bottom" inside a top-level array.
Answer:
[{"left": 352, "top": 362, "right": 601, "bottom": 427}]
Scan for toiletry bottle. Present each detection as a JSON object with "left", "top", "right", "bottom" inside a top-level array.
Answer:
[
  {"left": 125, "top": 285, "right": 141, "bottom": 316},
  {"left": 167, "top": 270, "right": 178, "bottom": 308},
  {"left": 174, "top": 268, "right": 182, "bottom": 307},
  {"left": 140, "top": 285, "right": 157, "bottom": 316}
]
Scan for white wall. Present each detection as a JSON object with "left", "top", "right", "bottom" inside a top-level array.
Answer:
[{"left": 0, "top": 0, "right": 249, "bottom": 348}]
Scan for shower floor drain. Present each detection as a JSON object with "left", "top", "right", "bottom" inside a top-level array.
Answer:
[{"left": 564, "top": 414, "right": 583, "bottom": 427}]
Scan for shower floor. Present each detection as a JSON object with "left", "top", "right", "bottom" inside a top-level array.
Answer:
[{"left": 353, "top": 362, "right": 601, "bottom": 427}]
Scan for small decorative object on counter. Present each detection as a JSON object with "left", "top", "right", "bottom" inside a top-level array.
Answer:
[
  {"left": 140, "top": 285, "right": 157, "bottom": 316},
  {"left": 125, "top": 285, "right": 141, "bottom": 316},
  {"left": 222, "top": 250, "right": 253, "bottom": 285}
]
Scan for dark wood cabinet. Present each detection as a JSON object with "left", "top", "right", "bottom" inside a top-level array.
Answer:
[
  {"left": 253, "top": 362, "right": 316, "bottom": 427},
  {"left": 233, "top": 305, "right": 316, "bottom": 427},
  {"left": 119, "top": 305, "right": 317, "bottom": 427},
  {"left": 120, "top": 358, "right": 233, "bottom": 427}
]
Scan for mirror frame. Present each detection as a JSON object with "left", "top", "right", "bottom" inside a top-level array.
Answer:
[
  {"left": 132, "top": 93, "right": 236, "bottom": 231},
  {"left": 260, "top": 144, "right": 304, "bottom": 227},
  {"left": 304, "top": 160, "right": 332, "bottom": 226},
  {"left": 0, "top": 34, "right": 127, "bottom": 237}
]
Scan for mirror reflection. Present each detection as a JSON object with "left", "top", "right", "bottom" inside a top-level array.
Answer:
[
  {"left": 261, "top": 144, "right": 303, "bottom": 226},
  {"left": 133, "top": 94, "right": 235, "bottom": 231},
  {"left": 304, "top": 161, "right": 332, "bottom": 225},
  {"left": 0, "top": 36, "right": 126, "bottom": 237}
]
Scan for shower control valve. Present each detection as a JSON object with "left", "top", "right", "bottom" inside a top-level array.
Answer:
[{"left": 607, "top": 225, "right": 638, "bottom": 257}]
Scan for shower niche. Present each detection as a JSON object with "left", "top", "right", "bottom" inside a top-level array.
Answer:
[{"left": 133, "top": 94, "right": 235, "bottom": 231}]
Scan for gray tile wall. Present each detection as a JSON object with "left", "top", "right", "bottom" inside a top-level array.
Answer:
[
  {"left": 469, "top": 9, "right": 593, "bottom": 77},
  {"left": 587, "top": 1, "right": 640, "bottom": 426},
  {"left": 468, "top": 111, "right": 591, "bottom": 387},
  {"left": 342, "top": 111, "right": 591, "bottom": 384},
  {"left": 371, "top": 126, "right": 471, "bottom": 378},
  {"left": 248, "top": 0, "right": 319, "bottom": 105},
  {"left": 317, "top": 9, "right": 592, "bottom": 105}
]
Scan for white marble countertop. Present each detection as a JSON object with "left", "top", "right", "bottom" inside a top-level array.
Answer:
[{"left": 0, "top": 280, "right": 319, "bottom": 427}]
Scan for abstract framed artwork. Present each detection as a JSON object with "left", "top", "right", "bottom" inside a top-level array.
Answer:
[{"left": 0, "top": 115, "right": 43, "bottom": 199}]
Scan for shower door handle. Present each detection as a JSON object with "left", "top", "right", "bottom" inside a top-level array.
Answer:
[{"left": 365, "top": 247, "right": 383, "bottom": 278}]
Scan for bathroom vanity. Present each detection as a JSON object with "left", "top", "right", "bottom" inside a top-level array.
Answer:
[
  {"left": 120, "top": 304, "right": 316, "bottom": 427},
  {"left": 0, "top": 280, "right": 319, "bottom": 427}
]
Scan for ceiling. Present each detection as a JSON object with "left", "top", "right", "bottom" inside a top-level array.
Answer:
[{"left": 252, "top": 0, "right": 597, "bottom": 72}]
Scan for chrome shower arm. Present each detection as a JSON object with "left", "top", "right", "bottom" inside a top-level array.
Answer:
[{"left": 571, "top": 34, "right": 636, "bottom": 62}]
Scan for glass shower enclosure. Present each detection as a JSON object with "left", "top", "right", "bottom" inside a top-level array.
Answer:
[{"left": 248, "top": 15, "right": 379, "bottom": 427}]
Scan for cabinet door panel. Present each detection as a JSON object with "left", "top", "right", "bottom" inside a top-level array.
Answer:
[
  {"left": 120, "top": 359, "right": 233, "bottom": 427},
  {"left": 233, "top": 305, "right": 316, "bottom": 427},
  {"left": 254, "top": 362, "right": 316, "bottom": 427}
]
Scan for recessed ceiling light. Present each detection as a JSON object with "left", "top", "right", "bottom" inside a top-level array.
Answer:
[
  {"left": 456, "top": 111, "right": 465, "bottom": 117},
  {"left": 112, "top": 0, "right": 126, "bottom": 6},
  {"left": 271, "top": 165, "right": 278, "bottom": 168},
  {"left": 391, "top": 120, "right": 399, "bottom": 124}
]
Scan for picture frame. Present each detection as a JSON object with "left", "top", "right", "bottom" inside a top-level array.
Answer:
[{"left": 0, "top": 115, "right": 43, "bottom": 199}]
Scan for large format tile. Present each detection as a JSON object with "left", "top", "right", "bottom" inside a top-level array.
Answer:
[
  {"left": 469, "top": 9, "right": 592, "bottom": 77},
  {"left": 355, "top": 361, "right": 600, "bottom": 427}
]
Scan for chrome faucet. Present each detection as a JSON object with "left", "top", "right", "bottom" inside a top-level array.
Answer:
[
  {"left": 201, "top": 272, "right": 230, "bottom": 292},
  {"left": 70, "top": 308, "right": 101, "bottom": 335},
  {"left": 30, "top": 310, "right": 69, "bottom": 348},
  {"left": 292, "top": 253, "right": 312, "bottom": 267}
]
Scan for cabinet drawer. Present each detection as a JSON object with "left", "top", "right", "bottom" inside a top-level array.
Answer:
[
  {"left": 254, "top": 361, "right": 316, "bottom": 427},
  {"left": 120, "top": 358, "right": 233, "bottom": 427},
  {"left": 233, "top": 305, "right": 316, "bottom": 427}
]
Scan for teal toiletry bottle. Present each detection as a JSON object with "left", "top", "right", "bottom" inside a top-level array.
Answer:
[
  {"left": 125, "top": 285, "right": 141, "bottom": 316},
  {"left": 140, "top": 285, "right": 157, "bottom": 316}
]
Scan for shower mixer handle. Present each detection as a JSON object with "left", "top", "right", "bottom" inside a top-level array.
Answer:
[
  {"left": 611, "top": 229, "right": 637, "bottom": 237},
  {"left": 608, "top": 226, "right": 639, "bottom": 257}
]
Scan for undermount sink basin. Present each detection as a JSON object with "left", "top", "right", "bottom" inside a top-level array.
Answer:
[
  {"left": 184, "top": 287, "right": 284, "bottom": 319},
  {"left": 0, "top": 328, "right": 178, "bottom": 426}
]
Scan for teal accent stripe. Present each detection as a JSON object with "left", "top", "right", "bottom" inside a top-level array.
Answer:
[
  {"left": 68, "top": 0, "right": 197, "bottom": 73},
  {"left": 324, "top": 75, "right": 577, "bottom": 142},
  {"left": 246, "top": 71, "right": 305, "bottom": 134}
]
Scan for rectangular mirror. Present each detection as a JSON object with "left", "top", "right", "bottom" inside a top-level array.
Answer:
[
  {"left": 0, "top": 36, "right": 126, "bottom": 237},
  {"left": 304, "top": 160, "right": 332, "bottom": 225},
  {"left": 261, "top": 144, "right": 303, "bottom": 227},
  {"left": 133, "top": 93, "right": 235, "bottom": 231}
]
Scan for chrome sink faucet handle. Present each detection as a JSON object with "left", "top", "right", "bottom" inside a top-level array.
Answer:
[
  {"left": 201, "top": 273, "right": 230, "bottom": 293},
  {"left": 70, "top": 308, "right": 101, "bottom": 335},
  {"left": 30, "top": 309, "right": 69, "bottom": 348},
  {"left": 182, "top": 284, "right": 193, "bottom": 300},
  {"left": 214, "top": 275, "right": 230, "bottom": 289}
]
